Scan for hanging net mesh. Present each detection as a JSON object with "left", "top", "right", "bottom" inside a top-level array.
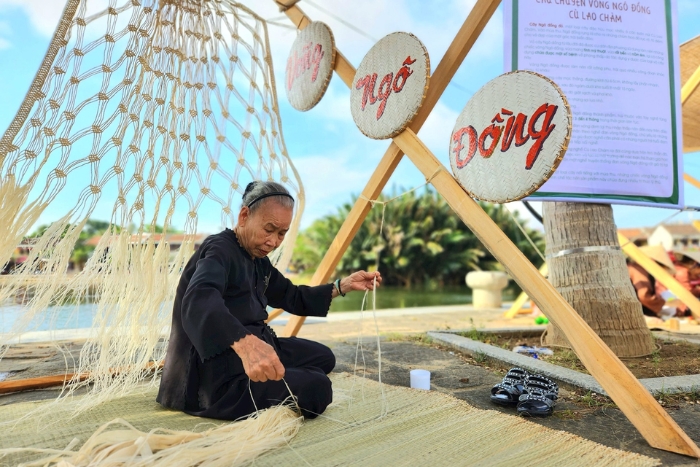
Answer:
[{"left": 0, "top": 0, "right": 304, "bottom": 411}]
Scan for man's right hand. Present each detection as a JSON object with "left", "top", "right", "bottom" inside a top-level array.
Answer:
[{"left": 232, "top": 334, "right": 285, "bottom": 382}]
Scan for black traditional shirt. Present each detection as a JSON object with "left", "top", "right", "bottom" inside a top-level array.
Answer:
[{"left": 157, "top": 228, "right": 333, "bottom": 411}]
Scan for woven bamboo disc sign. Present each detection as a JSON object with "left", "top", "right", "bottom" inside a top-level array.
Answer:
[
  {"left": 350, "top": 32, "right": 429, "bottom": 140},
  {"left": 449, "top": 70, "right": 572, "bottom": 202},
  {"left": 285, "top": 21, "right": 336, "bottom": 111}
]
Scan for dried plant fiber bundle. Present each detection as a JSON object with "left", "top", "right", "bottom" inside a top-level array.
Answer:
[
  {"left": 0, "top": 0, "right": 303, "bottom": 415},
  {"left": 3, "top": 406, "right": 301, "bottom": 467},
  {"left": 0, "top": 374, "right": 659, "bottom": 467}
]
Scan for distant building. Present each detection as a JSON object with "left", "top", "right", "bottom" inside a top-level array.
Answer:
[
  {"left": 3, "top": 237, "right": 45, "bottom": 274},
  {"left": 85, "top": 232, "right": 210, "bottom": 259},
  {"left": 617, "top": 228, "right": 652, "bottom": 247},
  {"left": 618, "top": 223, "right": 700, "bottom": 251},
  {"left": 647, "top": 224, "right": 700, "bottom": 251}
]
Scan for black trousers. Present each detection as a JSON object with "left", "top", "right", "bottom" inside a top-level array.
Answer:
[{"left": 187, "top": 324, "right": 335, "bottom": 421}]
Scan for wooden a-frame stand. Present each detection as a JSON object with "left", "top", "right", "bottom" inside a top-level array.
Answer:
[{"left": 272, "top": 0, "right": 700, "bottom": 457}]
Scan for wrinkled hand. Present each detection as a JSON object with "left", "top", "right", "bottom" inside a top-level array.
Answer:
[
  {"left": 232, "top": 335, "right": 285, "bottom": 382},
  {"left": 340, "top": 270, "right": 383, "bottom": 294}
]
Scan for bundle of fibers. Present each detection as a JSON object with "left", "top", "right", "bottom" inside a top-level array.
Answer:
[{"left": 3, "top": 405, "right": 301, "bottom": 467}]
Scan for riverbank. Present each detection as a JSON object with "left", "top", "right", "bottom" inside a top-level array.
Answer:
[
  {"left": 0, "top": 303, "right": 536, "bottom": 344},
  {"left": 268, "top": 303, "right": 539, "bottom": 341}
]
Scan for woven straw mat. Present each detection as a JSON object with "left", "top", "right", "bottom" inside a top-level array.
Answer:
[
  {"left": 350, "top": 32, "right": 429, "bottom": 140},
  {"left": 449, "top": 70, "right": 571, "bottom": 203},
  {"left": 285, "top": 21, "right": 335, "bottom": 112},
  {"left": 0, "top": 373, "right": 659, "bottom": 466}
]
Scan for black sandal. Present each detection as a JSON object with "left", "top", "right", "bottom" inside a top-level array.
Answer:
[
  {"left": 490, "top": 367, "right": 529, "bottom": 406},
  {"left": 517, "top": 374, "right": 558, "bottom": 417}
]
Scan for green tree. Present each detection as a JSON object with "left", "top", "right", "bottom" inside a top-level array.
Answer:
[{"left": 292, "top": 188, "right": 545, "bottom": 289}]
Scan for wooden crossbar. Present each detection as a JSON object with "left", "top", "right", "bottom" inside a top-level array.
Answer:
[{"left": 682, "top": 63, "right": 700, "bottom": 105}]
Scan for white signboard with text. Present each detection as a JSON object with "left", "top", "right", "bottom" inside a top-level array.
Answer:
[{"left": 505, "top": 0, "right": 683, "bottom": 208}]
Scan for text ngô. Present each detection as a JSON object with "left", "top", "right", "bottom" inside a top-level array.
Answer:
[{"left": 355, "top": 56, "right": 417, "bottom": 120}]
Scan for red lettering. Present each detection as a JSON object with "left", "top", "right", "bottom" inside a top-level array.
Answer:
[
  {"left": 453, "top": 126, "right": 478, "bottom": 168},
  {"left": 286, "top": 42, "right": 326, "bottom": 91},
  {"left": 452, "top": 102, "right": 559, "bottom": 171},
  {"left": 355, "top": 74, "right": 379, "bottom": 111},
  {"left": 376, "top": 73, "right": 393, "bottom": 120},
  {"left": 310, "top": 44, "right": 324, "bottom": 82},
  {"left": 501, "top": 113, "right": 529, "bottom": 152},
  {"left": 526, "top": 103, "right": 558, "bottom": 170},
  {"left": 354, "top": 56, "right": 416, "bottom": 120},
  {"left": 479, "top": 124, "right": 502, "bottom": 158},
  {"left": 393, "top": 55, "right": 415, "bottom": 93}
]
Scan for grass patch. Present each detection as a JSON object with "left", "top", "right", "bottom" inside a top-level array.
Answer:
[
  {"left": 473, "top": 350, "right": 489, "bottom": 364},
  {"left": 457, "top": 332, "right": 700, "bottom": 379},
  {"left": 544, "top": 349, "right": 580, "bottom": 371},
  {"left": 460, "top": 327, "right": 489, "bottom": 343},
  {"left": 382, "top": 333, "right": 434, "bottom": 346},
  {"left": 553, "top": 409, "right": 582, "bottom": 421}
]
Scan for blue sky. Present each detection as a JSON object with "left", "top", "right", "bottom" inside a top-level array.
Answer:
[{"left": 0, "top": 0, "right": 699, "bottom": 233}]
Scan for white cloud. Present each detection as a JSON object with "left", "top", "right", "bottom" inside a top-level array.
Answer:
[
  {"left": 292, "top": 150, "right": 377, "bottom": 227},
  {"left": 504, "top": 201, "right": 544, "bottom": 232},
  {"left": 0, "top": 0, "right": 63, "bottom": 37},
  {"left": 0, "top": 19, "right": 11, "bottom": 49},
  {"left": 418, "top": 101, "right": 460, "bottom": 162}
]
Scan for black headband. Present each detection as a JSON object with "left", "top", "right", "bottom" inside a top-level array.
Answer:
[{"left": 246, "top": 191, "right": 295, "bottom": 208}]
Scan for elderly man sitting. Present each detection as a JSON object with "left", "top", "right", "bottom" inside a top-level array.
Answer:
[{"left": 157, "top": 181, "right": 381, "bottom": 420}]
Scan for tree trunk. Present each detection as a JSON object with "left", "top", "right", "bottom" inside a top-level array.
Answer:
[{"left": 542, "top": 202, "right": 654, "bottom": 357}]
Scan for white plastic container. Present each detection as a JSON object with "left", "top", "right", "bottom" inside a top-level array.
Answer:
[{"left": 410, "top": 369, "right": 431, "bottom": 390}]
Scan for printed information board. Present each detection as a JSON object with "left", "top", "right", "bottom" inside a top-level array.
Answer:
[{"left": 504, "top": 0, "right": 683, "bottom": 207}]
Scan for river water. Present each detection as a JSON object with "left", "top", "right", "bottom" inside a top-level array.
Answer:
[{"left": 0, "top": 286, "right": 516, "bottom": 333}]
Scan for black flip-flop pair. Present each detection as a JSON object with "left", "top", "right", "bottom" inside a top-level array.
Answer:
[{"left": 490, "top": 367, "right": 558, "bottom": 417}]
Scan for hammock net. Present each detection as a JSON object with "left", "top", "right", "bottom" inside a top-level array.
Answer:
[{"left": 0, "top": 0, "right": 304, "bottom": 412}]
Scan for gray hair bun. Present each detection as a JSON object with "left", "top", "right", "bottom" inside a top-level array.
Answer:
[{"left": 242, "top": 181, "right": 294, "bottom": 213}]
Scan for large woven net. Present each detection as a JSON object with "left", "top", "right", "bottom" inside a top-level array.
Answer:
[{"left": 0, "top": 0, "right": 304, "bottom": 412}]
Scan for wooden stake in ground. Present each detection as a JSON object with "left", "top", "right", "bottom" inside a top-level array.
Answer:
[{"left": 542, "top": 202, "right": 655, "bottom": 357}]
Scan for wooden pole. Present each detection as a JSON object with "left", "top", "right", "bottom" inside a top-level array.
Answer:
[
  {"left": 684, "top": 172, "right": 700, "bottom": 190},
  {"left": 681, "top": 63, "right": 700, "bottom": 105},
  {"left": 504, "top": 263, "right": 548, "bottom": 319},
  {"left": 0, "top": 361, "right": 163, "bottom": 395},
  {"left": 618, "top": 232, "right": 700, "bottom": 320},
  {"left": 278, "top": 0, "right": 502, "bottom": 336},
  {"left": 392, "top": 128, "right": 700, "bottom": 458}
]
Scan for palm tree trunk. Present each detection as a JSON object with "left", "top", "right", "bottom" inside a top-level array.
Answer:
[{"left": 542, "top": 202, "right": 654, "bottom": 357}]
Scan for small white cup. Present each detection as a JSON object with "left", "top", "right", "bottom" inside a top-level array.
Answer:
[{"left": 410, "top": 369, "right": 431, "bottom": 390}]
